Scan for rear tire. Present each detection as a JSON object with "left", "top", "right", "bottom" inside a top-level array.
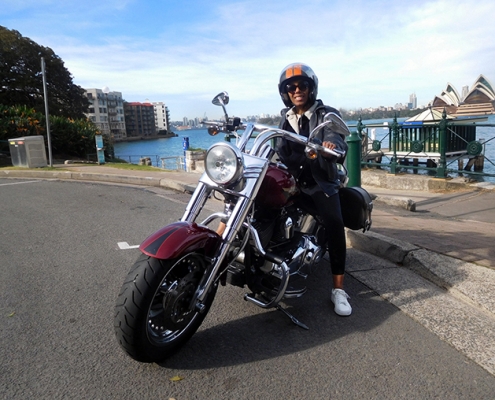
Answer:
[{"left": 114, "top": 253, "right": 217, "bottom": 363}]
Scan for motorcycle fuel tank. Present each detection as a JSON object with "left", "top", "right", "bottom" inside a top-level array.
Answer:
[{"left": 256, "top": 164, "right": 299, "bottom": 208}]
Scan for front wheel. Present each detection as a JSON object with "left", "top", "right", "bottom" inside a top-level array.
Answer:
[{"left": 114, "top": 252, "right": 217, "bottom": 363}]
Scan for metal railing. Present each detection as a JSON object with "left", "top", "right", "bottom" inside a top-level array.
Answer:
[
  {"left": 353, "top": 112, "right": 495, "bottom": 180},
  {"left": 114, "top": 154, "right": 161, "bottom": 166},
  {"left": 160, "top": 156, "right": 184, "bottom": 170},
  {"left": 114, "top": 154, "right": 185, "bottom": 170}
]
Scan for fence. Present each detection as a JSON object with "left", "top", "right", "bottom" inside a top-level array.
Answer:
[
  {"left": 114, "top": 154, "right": 161, "bottom": 166},
  {"left": 354, "top": 112, "right": 495, "bottom": 180},
  {"left": 161, "top": 156, "right": 184, "bottom": 170},
  {"left": 114, "top": 154, "right": 185, "bottom": 170}
]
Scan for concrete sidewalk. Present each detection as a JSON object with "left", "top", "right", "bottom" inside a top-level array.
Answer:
[{"left": 2, "top": 164, "right": 495, "bottom": 374}]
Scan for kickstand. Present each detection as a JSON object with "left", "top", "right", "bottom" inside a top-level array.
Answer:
[{"left": 276, "top": 304, "right": 309, "bottom": 330}]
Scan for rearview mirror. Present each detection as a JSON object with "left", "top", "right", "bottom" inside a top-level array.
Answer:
[
  {"left": 322, "top": 112, "right": 351, "bottom": 137},
  {"left": 212, "top": 92, "right": 229, "bottom": 107},
  {"left": 212, "top": 92, "right": 229, "bottom": 121},
  {"left": 308, "top": 112, "right": 351, "bottom": 142}
]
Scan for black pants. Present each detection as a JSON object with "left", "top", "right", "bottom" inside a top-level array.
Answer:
[{"left": 303, "top": 190, "right": 347, "bottom": 275}]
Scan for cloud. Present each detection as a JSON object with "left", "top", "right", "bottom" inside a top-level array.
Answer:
[{"left": 3, "top": 0, "right": 495, "bottom": 118}]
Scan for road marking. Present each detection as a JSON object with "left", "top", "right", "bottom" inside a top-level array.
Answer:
[
  {"left": 0, "top": 180, "right": 41, "bottom": 186},
  {"left": 118, "top": 241, "right": 140, "bottom": 250}
]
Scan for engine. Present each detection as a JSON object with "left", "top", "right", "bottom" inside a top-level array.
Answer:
[
  {"left": 253, "top": 206, "right": 326, "bottom": 276},
  {"left": 225, "top": 200, "right": 326, "bottom": 290}
]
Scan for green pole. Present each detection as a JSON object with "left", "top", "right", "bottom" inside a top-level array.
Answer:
[
  {"left": 390, "top": 114, "right": 399, "bottom": 175},
  {"left": 346, "top": 117, "right": 363, "bottom": 187},
  {"left": 436, "top": 109, "right": 447, "bottom": 178}
]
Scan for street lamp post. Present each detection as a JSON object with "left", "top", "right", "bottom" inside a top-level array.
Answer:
[{"left": 41, "top": 57, "right": 53, "bottom": 166}]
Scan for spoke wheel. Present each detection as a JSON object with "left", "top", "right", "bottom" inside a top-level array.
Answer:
[
  {"left": 114, "top": 253, "right": 217, "bottom": 363},
  {"left": 147, "top": 254, "right": 204, "bottom": 344}
]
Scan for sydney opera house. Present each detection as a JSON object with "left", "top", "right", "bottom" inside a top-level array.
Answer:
[{"left": 430, "top": 74, "right": 495, "bottom": 116}]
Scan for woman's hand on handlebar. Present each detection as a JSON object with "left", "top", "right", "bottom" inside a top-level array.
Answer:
[{"left": 320, "top": 141, "right": 338, "bottom": 158}]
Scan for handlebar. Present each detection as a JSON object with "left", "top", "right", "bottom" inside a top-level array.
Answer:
[
  {"left": 201, "top": 120, "right": 220, "bottom": 127},
  {"left": 202, "top": 119, "right": 346, "bottom": 160}
]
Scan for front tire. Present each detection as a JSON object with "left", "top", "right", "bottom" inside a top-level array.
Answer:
[{"left": 114, "top": 253, "right": 217, "bottom": 363}]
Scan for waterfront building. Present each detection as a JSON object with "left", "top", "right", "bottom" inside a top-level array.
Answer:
[
  {"left": 84, "top": 88, "right": 127, "bottom": 139},
  {"left": 150, "top": 101, "right": 170, "bottom": 133},
  {"left": 124, "top": 102, "right": 156, "bottom": 137}
]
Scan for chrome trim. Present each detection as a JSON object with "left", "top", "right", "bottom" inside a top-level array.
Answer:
[
  {"left": 244, "top": 221, "right": 266, "bottom": 258},
  {"left": 298, "top": 214, "right": 317, "bottom": 233},
  {"left": 200, "top": 212, "right": 229, "bottom": 227},
  {"left": 195, "top": 156, "right": 269, "bottom": 304},
  {"left": 181, "top": 180, "right": 210, "bottom": 223},
  {"left": 251, "top": 129, "right": 308, "bottom": 157},
  {"left": 236, "top": 123, "right": 256, "bottom": 152},
  {"left": 284, "top": 217, "right": 293, "bottom": 240},
  {"left": 244, "top": 261, "right": 289, "bottom": 308}
]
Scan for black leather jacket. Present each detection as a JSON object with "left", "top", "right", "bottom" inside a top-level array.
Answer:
[{"left": 276, "top": 100, "right": 348, "bottom": 197}]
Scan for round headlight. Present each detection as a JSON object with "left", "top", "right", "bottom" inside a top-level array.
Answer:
[{"left": 205, "top": 143, "right": 244, "bottom": 185}]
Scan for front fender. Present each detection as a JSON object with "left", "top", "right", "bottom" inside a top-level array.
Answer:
[{"left": 139, "top": 221, "right": 221, "bottom": 259}]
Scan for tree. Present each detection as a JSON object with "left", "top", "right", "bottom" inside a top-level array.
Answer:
[
  {"left": 0, "top": 104, "right": 43, "bottom": 141},
  {"left": 0, "top": 26, "right": 89, "bottom": 119},
  {"left": 0, "top": 104, "right": 112, "bottom": 161}
]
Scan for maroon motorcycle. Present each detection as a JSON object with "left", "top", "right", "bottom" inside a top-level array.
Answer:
[{"left": 114, "top": 92, "right": 372, "bottom": 363}]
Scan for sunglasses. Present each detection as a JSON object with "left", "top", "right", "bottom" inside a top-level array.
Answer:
[{"left": 286, "top": 81, "right": 310, "bottom": 93}]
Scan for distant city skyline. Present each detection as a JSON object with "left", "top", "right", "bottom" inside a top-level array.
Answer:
[{"left": 92, "top": 74, "right": 493, "bottom": 126}]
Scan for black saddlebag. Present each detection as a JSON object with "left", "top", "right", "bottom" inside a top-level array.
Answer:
[{"left": 339, "top": 187, "right": 373, "bottom": 232}]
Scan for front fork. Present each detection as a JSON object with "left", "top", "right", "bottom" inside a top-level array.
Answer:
[{"left": 180, "top": 160, "right": 272, "bottom": 310}]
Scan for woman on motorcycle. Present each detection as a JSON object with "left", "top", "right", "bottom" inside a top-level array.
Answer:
[{"left": 276, "top": 63, "right": 352, "bottom": 316}]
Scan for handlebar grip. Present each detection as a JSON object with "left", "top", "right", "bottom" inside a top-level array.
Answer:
[{"left": 319, "top": 145, "right": 345, "bottom": 158}]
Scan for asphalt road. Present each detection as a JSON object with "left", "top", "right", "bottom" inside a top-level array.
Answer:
[{"left": 1, "top": 178, "right": 494, "bottom": 399}]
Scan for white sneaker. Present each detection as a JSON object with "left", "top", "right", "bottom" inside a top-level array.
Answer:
[{"left": 331, "top": 289, "right": 352, "bottom": 316}]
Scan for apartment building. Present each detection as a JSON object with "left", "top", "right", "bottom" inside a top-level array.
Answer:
[
  {"left": 124, "top": 102, "right": 157, "bottom": 137},
  {"left": 84, "top": 88, "right": 126, "bottom": 140},
  {"left": 151, "top": 102, "right": 170, "bottom": 132}
]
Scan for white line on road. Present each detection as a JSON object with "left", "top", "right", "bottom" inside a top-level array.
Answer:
[
  {"left": 118, "top": 241, "right": 140, "bottom": 250},
  {"left": 0, "top": 180, "right": 41, "bottom": 186}
]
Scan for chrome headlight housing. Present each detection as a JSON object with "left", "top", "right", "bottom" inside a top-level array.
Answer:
[{"left": 205, "top": 143, "right": 244, "bottom": 186}]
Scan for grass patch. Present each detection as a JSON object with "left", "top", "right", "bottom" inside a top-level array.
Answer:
[
  {"left": 0, "top": 165, "right": 64, "bottom": 171},
  {"left": 103, "top": 163, "right": 169, "bottom": 172},
  {"left": 0, "top": 161, "right": 179, "bottom": 172},
  {"left": 0, "top": 163, "right": 165, "bottom": 172}
]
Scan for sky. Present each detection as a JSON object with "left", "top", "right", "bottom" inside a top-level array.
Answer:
[{"left": 2, "top": 0, "right": 495, "bottom": 121}]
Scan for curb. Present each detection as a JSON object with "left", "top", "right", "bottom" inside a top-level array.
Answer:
[
  {"left": 371, "top": 194, "right": 417, "bottom": 211},
  {"left": 361, "top": 169, "right": 470, "bottom": 192},
  {"left": 0, "top": 169, "right": 197, "bottom": 193},
  {"left": 346, "top": 229, "right": 495, "bottom": 319}
]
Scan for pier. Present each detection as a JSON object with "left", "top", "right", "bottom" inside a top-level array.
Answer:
[{"left": 356, "top": 111, "right": 495, "bottom": 180}]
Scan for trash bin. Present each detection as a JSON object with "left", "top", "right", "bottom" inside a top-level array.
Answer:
[{"left": 8, "top": 136, "right": 47, "bottom": 168}]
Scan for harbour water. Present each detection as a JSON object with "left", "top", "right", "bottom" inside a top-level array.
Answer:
[
  {"left": 114, "top": 128, "right": 231, "bottom": 165},
  {"left": 114, "top": 116, "right": 495, "bottom": 178}
]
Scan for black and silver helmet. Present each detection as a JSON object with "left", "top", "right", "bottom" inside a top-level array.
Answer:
[{"left": 278, "top": 63, "right": 319, "bottom": 107}]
